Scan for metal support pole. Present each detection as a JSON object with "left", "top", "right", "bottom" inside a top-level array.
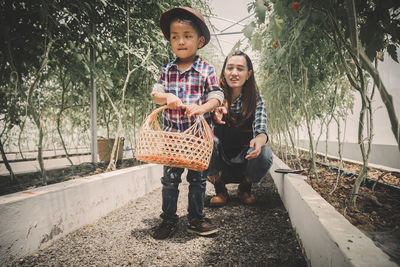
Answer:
[
  {"left": 90, "top": 24, "right": 98, "bottom": 165},
  {"left": 211, "top": 32, "right": 244, "bottom": 36},
  {"left": 219, "top": 14, "right": 254, "bottom": 33}
]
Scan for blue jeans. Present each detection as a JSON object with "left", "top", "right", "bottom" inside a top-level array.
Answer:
[
  {"left": 160, "top": 166, "right": 207, "bottom": 222},
  {"left": 207, "top": 138, "right": 273, "bottom": 183}
]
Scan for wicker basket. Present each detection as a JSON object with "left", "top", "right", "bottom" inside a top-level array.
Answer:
[{"left": 135, "top": 105, "right": 214, "bottom": 171}]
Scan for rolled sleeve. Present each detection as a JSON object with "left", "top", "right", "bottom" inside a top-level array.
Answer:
[
  {"left": 151, "top": 64, "right": 168, "bottom": 97},
  {"left": 151, "top": 83, "right": 165, "bottom": 96},
  {"left": 205, "top": 67, "right": 224, "bottom": 105},
  {"left": 207, "top": 90, "right": 224, "bottom": 104},
  {"left": 253, "top": 96, "right": 268, "bottom": 138}
]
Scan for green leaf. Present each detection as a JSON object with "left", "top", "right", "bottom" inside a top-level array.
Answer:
[
  {"left": 255, "top": 0, "right": 267, "bottom": 24},
  {"left": 275, "top": 44, "right": 287, "bottom": 62},
  {"left": 99, "top": 0, "right": 108, "bottom": 7},
  {"left": 387, "top": 44, "right": 399, "bottom": 63},
  {"left": 242, "top": 22, "right": 256, "bottom": 39},
  {"left": 228, "top": 40, "right": 242, "bottom": 56},
  {"left": 250, "top": 31, "right": 262, "bottom": 51},
  {"left": 248, "top": 2, "right": 254, "bottom": 13},
  {"left": 76, "top": 54, "right": 83, "bottom": 62},
  {"left": 269, "top": 16, "right": 283, "bottom": 40}
]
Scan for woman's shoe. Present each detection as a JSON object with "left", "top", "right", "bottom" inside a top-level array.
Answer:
[
  {"left": 238, "top": 191, "right": 256, "bottom": 205},
  {"left": 208, "top": 173, "right": 228, "bottom": 207},
  {"left": 238, "top": 178, "right": 256, "bottom": 205},
  {"left": 210, "top": 191, "right": 228, "bottom": 206}
]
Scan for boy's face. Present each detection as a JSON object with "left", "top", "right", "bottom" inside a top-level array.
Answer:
[{"left": 169, "top": 20, "right": 205, "bottom": 61}]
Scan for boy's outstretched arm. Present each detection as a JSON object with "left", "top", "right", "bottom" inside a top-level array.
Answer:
[
  {"left": 152, "top": 92, "right": 184, "bottom": 110},
  {"left": 186, "top": 98, "right": 220, "bottom": 117}
]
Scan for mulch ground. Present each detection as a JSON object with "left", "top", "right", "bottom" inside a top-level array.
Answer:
[{"left": 4, "top": 171, "right": 307, "bottom": 266}]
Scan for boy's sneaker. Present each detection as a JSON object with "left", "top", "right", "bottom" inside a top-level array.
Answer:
[
  {"left": 153, "top": 219, "right": 178, "bottom": 240},
  {"left": 187, "top": 218, "right": 218, "bottom": 236}
]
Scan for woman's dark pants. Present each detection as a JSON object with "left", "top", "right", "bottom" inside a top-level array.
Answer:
[{"left": 207, "top": 138, "right": 273, "bottom": 184}]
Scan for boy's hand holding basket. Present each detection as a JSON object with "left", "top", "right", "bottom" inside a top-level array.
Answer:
[{"left": 135, "top": 105, "right": 213, "bottom": 171}]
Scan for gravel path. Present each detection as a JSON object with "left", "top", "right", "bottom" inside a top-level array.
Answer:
[{"left": 8, "top": 174, "right": 307, "bottom": 266}]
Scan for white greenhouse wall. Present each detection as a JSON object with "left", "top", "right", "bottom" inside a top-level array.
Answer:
[{"left": 296, "top": 48, "right": 400, "bottom": 169}]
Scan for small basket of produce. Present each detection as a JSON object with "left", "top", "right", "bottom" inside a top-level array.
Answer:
[{"left": 135, "top": 105, "right": 214, "bottom": 171}]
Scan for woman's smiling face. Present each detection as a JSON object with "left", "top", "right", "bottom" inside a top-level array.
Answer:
[{"left": 223, "top": 55, "right": 252, "bottom": 90}]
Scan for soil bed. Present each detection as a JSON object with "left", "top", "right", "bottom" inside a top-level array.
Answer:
[
  {"left": 278, "top": 150, "right": 400, "bottom": 265},
  {"left": 0, "top": 159, "right": 139, "bottom": 196}
]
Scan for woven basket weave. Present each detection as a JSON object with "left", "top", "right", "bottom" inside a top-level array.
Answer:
[{"left": 135, "top": 105, "right": 214, "bottom": 171}]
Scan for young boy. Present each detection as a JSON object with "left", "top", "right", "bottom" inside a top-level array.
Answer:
[{"left": 151, "top": 7, "right": 224, "bottom": 239}]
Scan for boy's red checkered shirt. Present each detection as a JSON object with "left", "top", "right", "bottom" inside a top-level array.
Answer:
[{"left": 153, "top": 56, "right": 223, "bottom": 132}]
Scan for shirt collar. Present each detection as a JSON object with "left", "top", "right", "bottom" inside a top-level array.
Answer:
[
  {"left": 232, "top": 93, "right": 243, "bottom": 105},
  {"left": 167, "top": 55, "right": 202, "bottom": 73},
  {"left": 192, "top": 56, "right": 202, "bottom": 72}
]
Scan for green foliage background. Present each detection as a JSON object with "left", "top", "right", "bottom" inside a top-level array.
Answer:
[{"left": 0, "top": 0, "right": 212, "bottom": 154}]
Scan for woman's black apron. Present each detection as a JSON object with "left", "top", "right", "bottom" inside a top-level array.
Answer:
[{"left": 214, "top": 113, "right": 254, "bottom": 183}]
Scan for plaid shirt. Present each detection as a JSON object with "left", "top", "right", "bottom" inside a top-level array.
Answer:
[
  {"left": 230, "top": 94, "right": 268, "bottom": 138},
  {"left": 154, "top": 56, "right": 223, "bottom": 132}
]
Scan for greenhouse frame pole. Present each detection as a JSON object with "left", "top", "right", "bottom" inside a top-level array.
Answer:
[{"left": 90, "top": 23, "right": 98, "bottom": 165}]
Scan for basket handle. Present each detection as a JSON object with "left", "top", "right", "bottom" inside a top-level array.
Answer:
[{"left": 143, "top": 105, "right": 214, "bottom": 142}]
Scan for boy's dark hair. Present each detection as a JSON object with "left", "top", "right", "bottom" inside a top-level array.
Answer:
[{"left": 170, "top": 15, "right": 202, "bottom": 38}]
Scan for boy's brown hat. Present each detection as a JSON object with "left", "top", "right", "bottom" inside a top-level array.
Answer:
[{"left": 160, "top": 7, "right": 211, "bottom": 47}]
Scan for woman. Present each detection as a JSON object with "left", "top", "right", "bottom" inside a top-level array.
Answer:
[{"left": 207, "top": 50, "right": 273, "bottom": 206}]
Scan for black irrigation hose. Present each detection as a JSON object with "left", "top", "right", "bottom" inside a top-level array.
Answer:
[
  {"left": 372, "top": 172, "right": 388, "bottom": 194},
  {"left": 343, "top": 193, "right": 369, "bottom": 209},
  {"left": 0, "top": 152, "right": 91, "bottom": 164},
  {"left": 315, "top": 161, "right": 356, "bottom": 177},
  {"left": 314, "top": 160, "right": 400, "bottom": 192}
]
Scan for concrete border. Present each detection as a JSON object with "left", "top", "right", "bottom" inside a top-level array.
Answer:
[
  {"left": 0, "top": 164, "right": 162, "bottom": 264},
  {"left": 269, "top": 155, "right": 397, "bottom": 267}
]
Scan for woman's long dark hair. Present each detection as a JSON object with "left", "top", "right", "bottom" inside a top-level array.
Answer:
[{"left": 219, "top": 50, "right": 259, "bottom": 126}]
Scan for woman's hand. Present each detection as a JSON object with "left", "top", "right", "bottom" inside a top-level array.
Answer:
[
  {"left": 245, "top": 133, "right": 267, "bottom": 160},
  {"left": 213, "top": 106, "right": 227, "bottom": 124},
  {"left": 166, "top": 93, "right": 184, "bottom": 110}
]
